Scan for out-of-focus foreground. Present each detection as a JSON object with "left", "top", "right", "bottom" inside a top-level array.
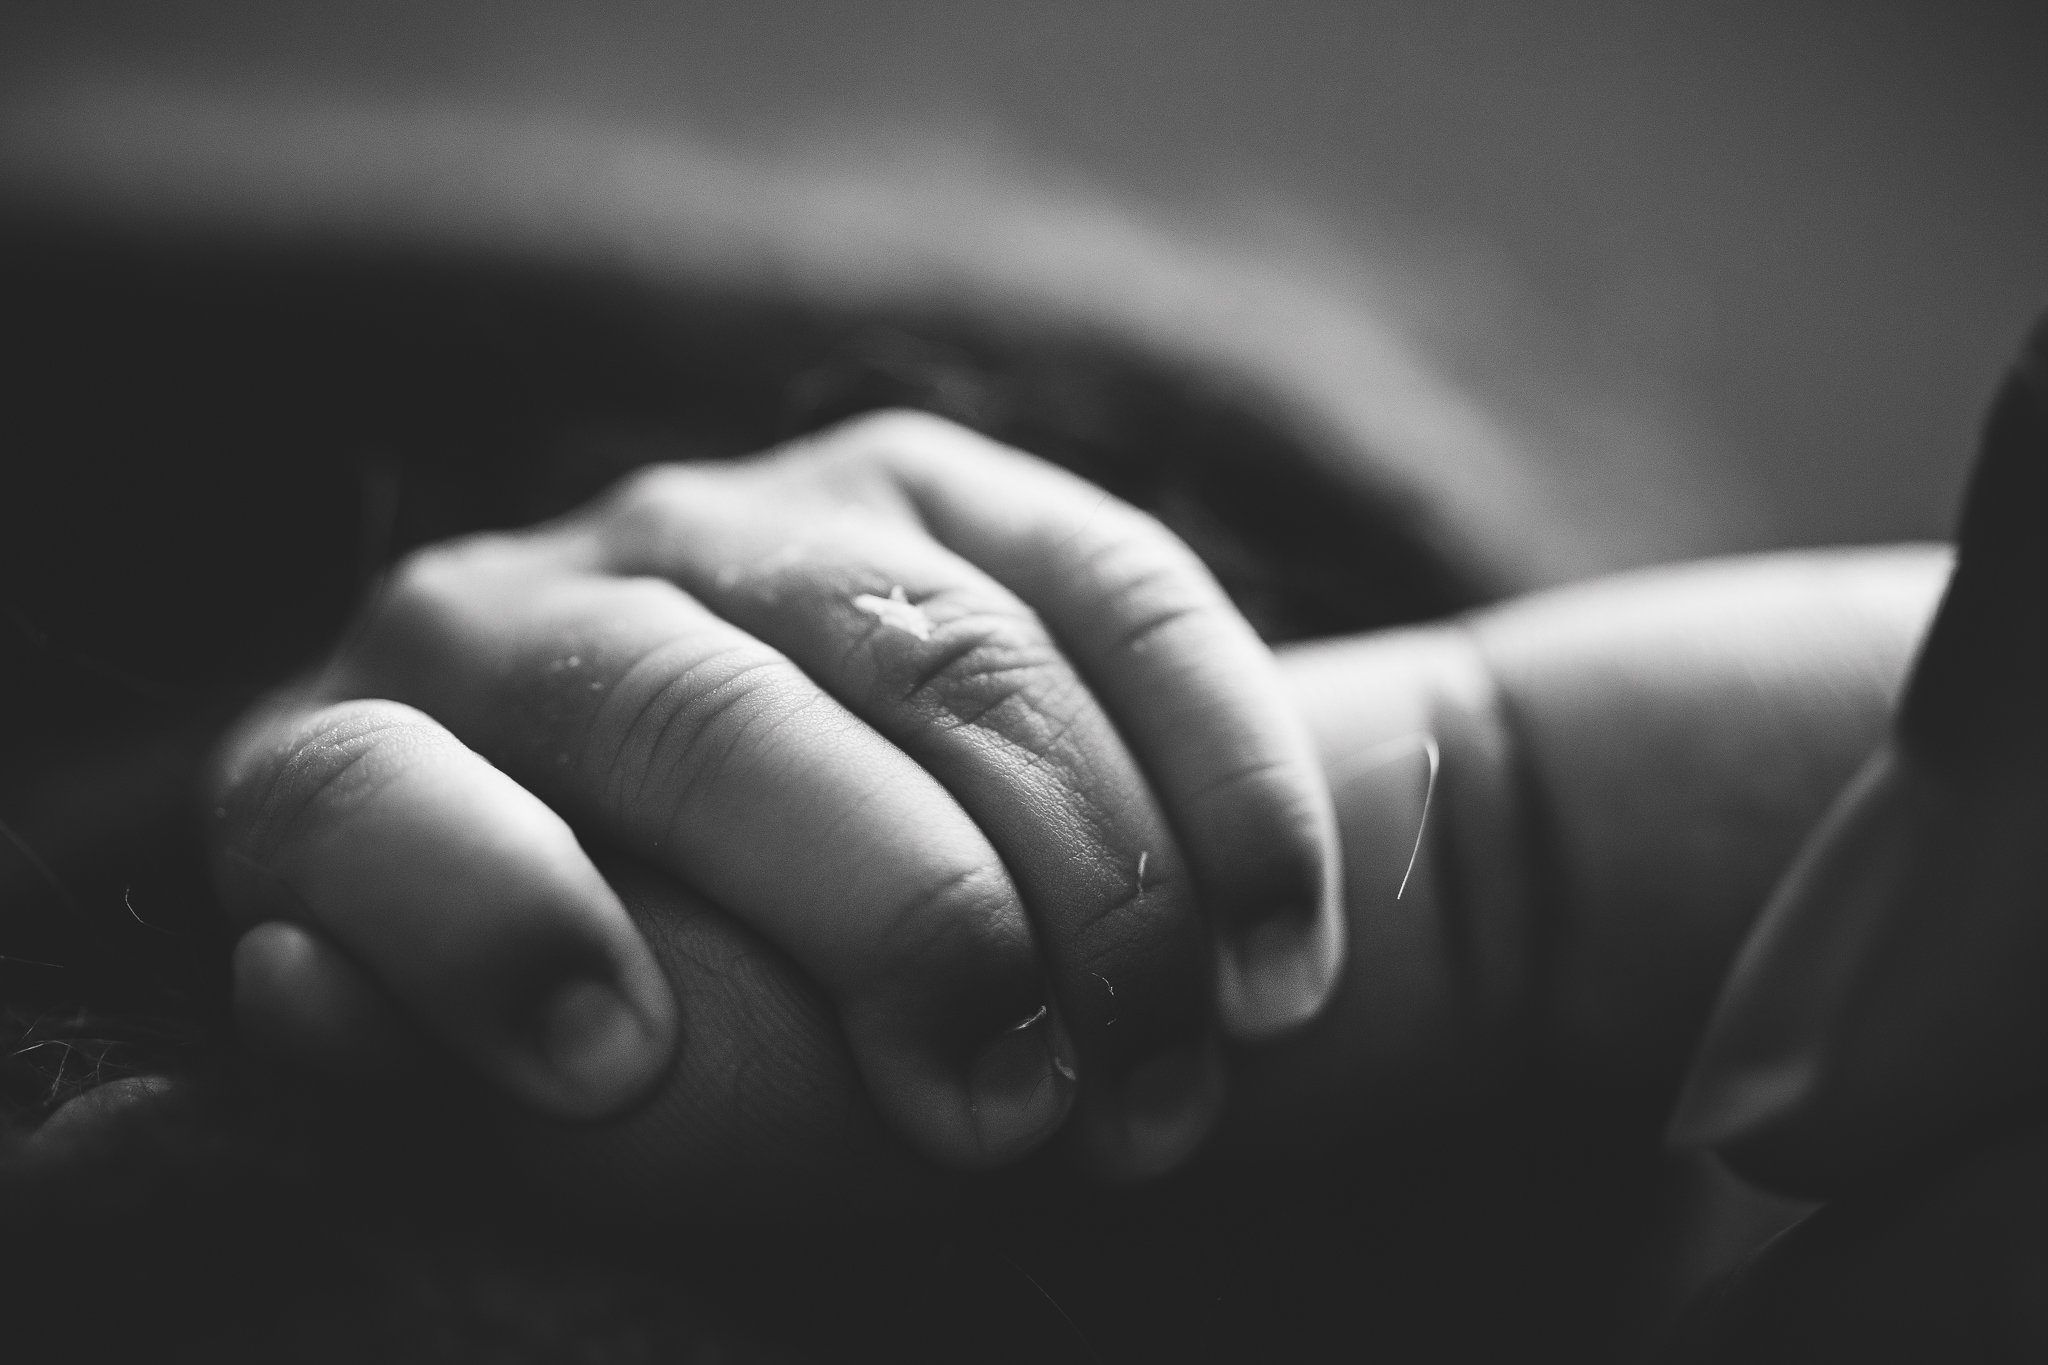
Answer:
[{"left": 6, "top": 0, "right": 2045, "bottom": 569}]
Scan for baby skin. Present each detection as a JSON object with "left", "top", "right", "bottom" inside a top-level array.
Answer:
[
  {"left": 209, "top": 411, "right": 1344, "bottom": 1186},
  {"left": 203, "top": 411, "right": 1948, "bottom": 1209}
]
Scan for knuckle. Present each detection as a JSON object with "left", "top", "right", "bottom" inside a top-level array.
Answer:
[
  {"left": 762, "top": 410, "right": 1003, "bottom": 516},
  {"left": 813, "top": 409, "right": 999, "bottom": 486},
  {"left": 1083, "top": 878, "right": 1171, "bottom": 954},
  {"left": 1196, "top": 756, "right": 1331, "bottom": 885},
  {"left": 885, "top": 605, "right": 1072, "bottom": 737},
  {"left": 833, "top": 407, "right": 976, "bottom": 458},
  {"left": 1080, "top": 531, "right": 1227, "bottom": 655},
  {"left": 377, "top": 543, "right": 462, "bottom": 626},
  {"left": 604, "top": 572, "right": 693, "bottom": 618},
  {"left": 1193, "top": 750, "right": 1318, "bottom": 818},
  {"left": 233, "top": 700, "right": 444, "bottom": 859},
  {"left": 594, "top": 638, "right": 811, "bottom": 827},
  {"left": 366, "top": 536, "right": 511, "bottom": 652},
  {"left": 1107, "top": 590, "right": 1213, "bottom": 659},
  {"left": 869, "top": 860, "right": 1032, "bottom": 984},
  {"left": 597, "top": 464, "right": 705, "bottom": 553},
  {"left": 1088, "top": 514, "right": 1209, "bottom": 597},
  {"left": 608, "top": 462, "right": 697, "bottom": 521}
]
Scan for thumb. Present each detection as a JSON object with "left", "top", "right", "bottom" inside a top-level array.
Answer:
[{"left": 1670, "top": 312, "right": 2048, "bottom": 1196}]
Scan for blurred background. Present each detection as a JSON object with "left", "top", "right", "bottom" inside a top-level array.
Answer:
[{"left": 7, "top": 0, "right": 2046, "bottom": 563}]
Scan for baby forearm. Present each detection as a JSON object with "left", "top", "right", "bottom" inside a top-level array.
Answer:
[{"left": 1227, "top": 546, "right": 1949, "bottom": 1147}]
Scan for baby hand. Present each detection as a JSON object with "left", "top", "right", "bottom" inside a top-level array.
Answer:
[{"left": 208, "top": 412, "right": 1340, "bottom": 1180}]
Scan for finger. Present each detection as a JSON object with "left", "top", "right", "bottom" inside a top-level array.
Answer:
[
  {"left": 232, "top": 920, "right": 419, "bottom": 1077},
  {"left": 553, "top": 456, "right": 1220, "bottom": 1178},
  {"left": 843, "top": 413, "right": 1342, "bottom": 1042},
  {"left": 234, "top": 862, "right": 931, "bottom": 1221},
  {"left": 326, "top": 540, "right": 1074, "bottom": 1169},
  {"left": 496, "top": 851, "right": 931, "bottom": 1221},
  {"left": 1672, "top": 317, "right": 2048, "bottom": 1196},
  {"left": 208, "top": 696, "right": 677, "bottom": 1119}
]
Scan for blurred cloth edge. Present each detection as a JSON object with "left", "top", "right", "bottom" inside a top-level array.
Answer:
[{"left": 0, "top": 74, "right": 1644, "bottom": 601}]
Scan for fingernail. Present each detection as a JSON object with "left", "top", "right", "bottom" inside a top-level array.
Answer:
[
  {"left": 1210, "top": 733, "right": 1427, "bottom": 1043},
  {"left": 1114, "top": 1043, "right": 1223, "bottom": 1179},
  {"left": 232, "top": 920, "right": 419, "bottom": 1078},
  {"left": 1216, "top": 909, "right": 1344, "bottom": 1041},
  {"left": 966, "top": 1004, "right": 1076, "bottom": 1163},
  {"left": 538, "top": 977, "right": 664, "bottom": 1115}
]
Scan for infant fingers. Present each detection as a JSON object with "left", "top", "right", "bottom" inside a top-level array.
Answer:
[
  {"left": 233, "top": 920, "right": 418, "bottom": 1077},
  {"left": 208, "top": 697, "right": 677, "bottom": 1119},
  {"left": 326, "top": 542, "right": 1075, "bottom": 1169},
  {"left": 847, "top": 414, "right": 1344, "bottom": 1041},
  {"left": 565, "top": 459, "right": 1220, "bottom": 1178}
]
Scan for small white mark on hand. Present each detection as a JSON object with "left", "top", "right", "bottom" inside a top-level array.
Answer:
[
  {"left": 853, "top": 584, "right": 935, "bottom": 641},
  {"left": 1136, "top": 850, "right": 1148, "bottom": 888}
]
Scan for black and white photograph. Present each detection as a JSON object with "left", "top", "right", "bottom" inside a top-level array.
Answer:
[{"left": 4, "top": 4, "right": 2047, "bottom": 1360}]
